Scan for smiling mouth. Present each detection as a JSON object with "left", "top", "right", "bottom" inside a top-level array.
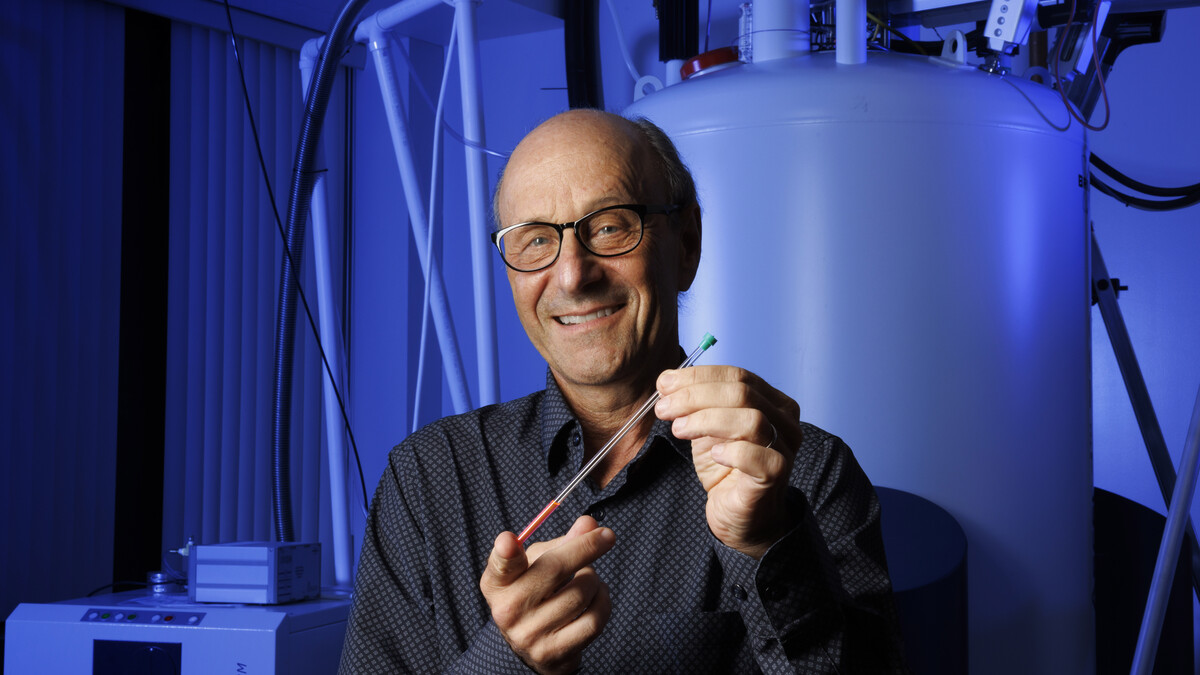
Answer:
[{"left": 556, "top": 306, "right": 620, "bottom": 326}]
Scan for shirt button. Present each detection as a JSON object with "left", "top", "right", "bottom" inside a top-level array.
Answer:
[
  {"left": 590, "top": 509, "right": 604, "bottom": 521},
  {"left": 571, "top": 431, "right": 582, "bottom": 446},
  {"left": 732, "top": 584, "right": 748, "bottom": 601}
]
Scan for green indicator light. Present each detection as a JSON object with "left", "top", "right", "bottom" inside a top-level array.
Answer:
[
  {"left": 127, "top": 614, "right": 137, "bottom": 620},
  {"left": 101, "top": 613, "right": 111, "bottom": 619}
]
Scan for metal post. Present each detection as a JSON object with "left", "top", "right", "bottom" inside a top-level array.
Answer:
[
  {"left": 454, "top": 0, "right": 500, "bottom": 406},
  {"left": 366, "top": 27, "right": 472, "bottom": 413},
  {"left": 300, "top": 45, "right": 353, "bottom": 587}
]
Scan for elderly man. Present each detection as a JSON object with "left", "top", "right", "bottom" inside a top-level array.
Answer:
[{"left": 339, "top": 110, "right": 907, "bottom": 674}]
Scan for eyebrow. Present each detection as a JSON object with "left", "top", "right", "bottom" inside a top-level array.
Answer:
[{"left": 509, "top": 196, "right": 639, "bottom": 226}]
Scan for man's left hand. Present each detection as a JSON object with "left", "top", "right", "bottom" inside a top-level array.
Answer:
[{"left": 654, "top": 365, "right": 802, "bottom": 559}]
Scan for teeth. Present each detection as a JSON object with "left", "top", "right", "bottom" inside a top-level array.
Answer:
[{"left": 558, "top": 307, "right": 615, "bottom": 325}]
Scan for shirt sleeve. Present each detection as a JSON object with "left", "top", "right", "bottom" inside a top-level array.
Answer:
[
  {"left": 712, "top": 432, "right": 911, "bottom": 674},
  {"left": 337, "top": 443, "right": 532, "bottom": 674}
]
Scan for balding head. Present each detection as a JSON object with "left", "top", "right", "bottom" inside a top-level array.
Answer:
[{"left": 493, "top": 110, "right": 697, "bottom": 230}]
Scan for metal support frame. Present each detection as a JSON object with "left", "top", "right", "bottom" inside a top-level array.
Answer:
[
  {"left": 300, "top": 0, "right": 503, "bottom": 583},
  {"left": 1132, "top": 386, "right": 1200, "bottom": 674},
  {"left": 1091, "top": 228, "right": 1200, "bottom": 597}
]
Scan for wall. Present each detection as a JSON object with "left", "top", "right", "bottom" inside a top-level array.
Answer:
[{"left": 1, "top": 0, "right": 126, "bottom": 643}]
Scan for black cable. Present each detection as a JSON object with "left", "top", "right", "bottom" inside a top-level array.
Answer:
[
  {"left": 1052, "top": 0, "right": 1109, "bottom": 132},
  {"left": 274, "top": 0, "right": 377, "bottom": 541},
  {"left": 704, "top": 0, "right": 713, "bottom": 52},
  {"left": 1090, "top": 174, "right": 1200, "bottom": 211},
  {"left": 222, "top": 1, "right": 370, "bottom": 526},
  {"left": 1090, "top": 154, "right": 1200, "bottom": 198}
]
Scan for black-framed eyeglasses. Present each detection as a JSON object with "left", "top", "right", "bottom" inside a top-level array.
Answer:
[{"left": 491, "top": 204, "right": 679, "bottom": 273}]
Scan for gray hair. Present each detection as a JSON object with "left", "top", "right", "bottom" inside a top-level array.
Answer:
[{"left": 627, "top": 116, "right": 698, "bottom": 211}]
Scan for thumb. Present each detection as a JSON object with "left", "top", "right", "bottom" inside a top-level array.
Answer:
[{"left": 484, "top": 531, "right": 528, "bottom": 589}]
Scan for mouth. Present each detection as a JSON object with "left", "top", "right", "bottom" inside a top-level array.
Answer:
[{"left": 555, "top": 305, "right": 621, "bottom": 326}]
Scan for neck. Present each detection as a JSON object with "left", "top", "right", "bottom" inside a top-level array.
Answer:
[{"left": 553, "top": 345, "right": 678, "bottom": 488}]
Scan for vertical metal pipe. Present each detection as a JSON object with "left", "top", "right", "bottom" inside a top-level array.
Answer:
[
  {"left": 366, "top": 28, "right": 472, "bottom": 413},
  {"left": 836, "top": 0, "right": 867, "bottom": 64},
  {"left": 299, "top": 41, "right": 354, "bottom": 585},
  {"left": 454, "top": 0, "right": 500, "bottom": 406},
  {"left": 308, "top": 173, "right": 354, "bottom": 587},
  {"left": 752, "top": 0, "right": 810, "bottom": 62}
]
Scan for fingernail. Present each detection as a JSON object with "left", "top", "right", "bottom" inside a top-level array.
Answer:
[
  {"left": 673, "top": 416, "right": 688, "bottom": 433},
  {"left": 711, "top": 443, "right": 725, "bottom": 458},
  {"left": 659, "top": 371, "right": 676, "bottom": 389},
  {"left": 655, "top": 396, "right": 670, "bottom": 415},
  {"left": 599, "top": 528, "right": 615, "bottom": 543}
]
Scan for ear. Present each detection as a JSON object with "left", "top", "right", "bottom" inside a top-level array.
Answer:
[{"left": 676, "top": 204, "right": 702, "bottom": 292}]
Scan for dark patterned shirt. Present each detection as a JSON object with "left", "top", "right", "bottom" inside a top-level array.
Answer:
[{"left": 339, "top": 373, "right": 908, "bottom": 673}]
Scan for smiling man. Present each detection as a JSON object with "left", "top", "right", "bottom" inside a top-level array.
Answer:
[{"left": 338, "top": 110, "right": 908, "bottom": 674}]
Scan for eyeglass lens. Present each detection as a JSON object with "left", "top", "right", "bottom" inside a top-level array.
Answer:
[{"left": 501, "top": 207, "right": 643, "bottom": 271}]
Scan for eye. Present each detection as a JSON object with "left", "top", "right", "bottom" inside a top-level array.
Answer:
[{"left": 505, "top": 225, "right": 557, "bottom": 257}]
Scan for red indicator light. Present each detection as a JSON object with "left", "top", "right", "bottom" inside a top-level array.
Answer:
[{"left": 164, "top": 615, "right": 174, "bottom": 622}]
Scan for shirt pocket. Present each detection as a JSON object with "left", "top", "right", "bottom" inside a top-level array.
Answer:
[{"left": 632, "top": 611, "right": 750, "bottom": 673}]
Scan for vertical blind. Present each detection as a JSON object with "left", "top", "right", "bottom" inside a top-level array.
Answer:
[
  {"left": 0, "top": 0, "right": 125, "bottom": 617},
  {"left": 162, "top": 21, "right": 347, "bottom": 577}
]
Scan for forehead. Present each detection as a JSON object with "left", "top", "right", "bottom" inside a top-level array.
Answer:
[{"left": 498, "top": 113, "right": 658, "bottom": 224}]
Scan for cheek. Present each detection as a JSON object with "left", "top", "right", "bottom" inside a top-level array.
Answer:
[
  {"left": 508, "top": 274, "right": 544, "bottom": 319},
  {"left": 637, "top": 242, "right": 682, "bottom": 300}
]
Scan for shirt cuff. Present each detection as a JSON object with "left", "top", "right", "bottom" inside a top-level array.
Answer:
[{"left": 712, "top": 488, "right": 840, "bottom": 647}]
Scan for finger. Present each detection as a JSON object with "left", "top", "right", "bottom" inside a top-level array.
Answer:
[
  {"left": 526, "top": 516, "right": 600, "bottom": 564},
  {"left": 668, "top": 407, "right": 777, "bottom": 447},
  {"left": 544, "top": 576, "right": 612, "bottom": 654},
  {"left": 516, "top": 578, "right": 610, "bottom": 675},
  {"left": 711, "top": 440, "right": 791, "bottom": 485},
  {"left": 483, "top": 531, "right": 529, "bottom": 590},
  {"left": 656, "top": 374, "right": 773, "bottom": 422},
  {"left": 495, "top": 529, "right": 615, "bottom": 644},
  {"left": 536, "top": 565, "right": 604, "bottom": 627},
  {"left": 503, "top": 565, "right": 603, "bottom": 647},
  {"left": 563, "top": 515, "right": 600, "bottom": 540},
  {"left": 518, "top": 526, "right": 615, "bottom": 600},
  {"left": 657, "top": 366, "right": 801, "bottom": 421},
  {"left": 533, "top": 526, "right": 614, "bottom": 577}
]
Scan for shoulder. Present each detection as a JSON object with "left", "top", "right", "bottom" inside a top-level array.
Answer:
[
  {"left": 388, "top": 390, "right": 545, "bottom": 463},
  {"left": 792, "top": 421, "right": 852, "bottom": 467},
  {"left": 790, "top": 421, "right": 874, "bottom": 503}
]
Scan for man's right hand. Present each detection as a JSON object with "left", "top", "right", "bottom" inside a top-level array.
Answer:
[{"left": 480, "top": 516, "right": 614, "bottom": 674}]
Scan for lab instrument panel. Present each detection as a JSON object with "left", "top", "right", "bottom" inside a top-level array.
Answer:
[{"left": 3, "top": 588, "right": 350, "bottom": 674}]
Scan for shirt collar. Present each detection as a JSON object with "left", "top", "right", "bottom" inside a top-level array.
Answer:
[{"left": 537, "top": 368, "right": 692, "bottom": 473}]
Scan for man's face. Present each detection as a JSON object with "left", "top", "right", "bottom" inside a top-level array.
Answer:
[{"left": 496, "top": 112, "right": 700, "bottom": 391}]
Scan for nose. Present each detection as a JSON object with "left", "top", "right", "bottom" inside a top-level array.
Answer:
[{"left": 553, "top": 228, "right": 603, "bottom": 289}]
